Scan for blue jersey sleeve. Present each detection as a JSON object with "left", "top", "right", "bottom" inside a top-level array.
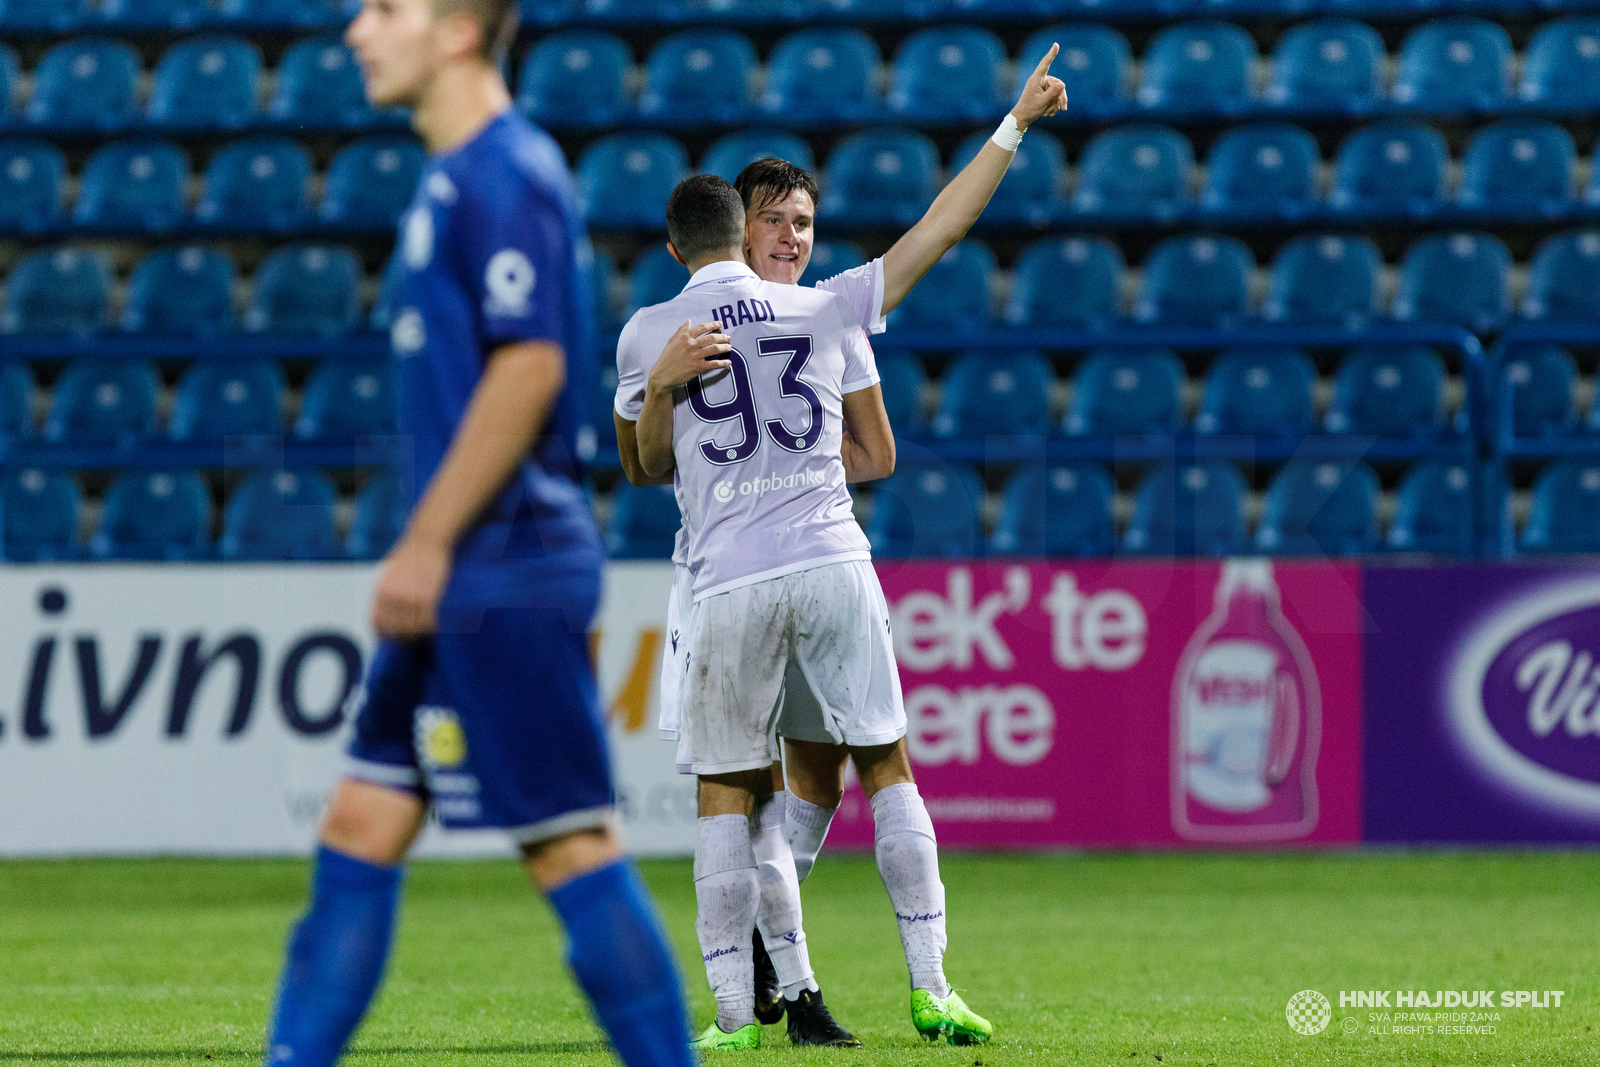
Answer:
[{"left": 456, "top": 176, "right": 572, "bottom": 353}]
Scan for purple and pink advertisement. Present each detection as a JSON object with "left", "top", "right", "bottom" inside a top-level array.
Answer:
[{"left": 825, "top": 560, "right": 1600, "bottom": 850}]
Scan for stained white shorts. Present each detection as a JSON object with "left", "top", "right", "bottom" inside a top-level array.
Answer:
[{"left": 672, "top": 559, "right": 906, "bottom": 776}]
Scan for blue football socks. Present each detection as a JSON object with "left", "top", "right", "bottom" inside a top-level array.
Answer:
[
  {"left": 264, "top": 846, "right": 403, "bottom": 1067},
  {"left": 548, "top": 860, "right": 695, "bottom": 1067}
]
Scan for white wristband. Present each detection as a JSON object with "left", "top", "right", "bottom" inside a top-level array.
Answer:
[{"left": 991, "top": 114, "right": 1024, "bottom": 152}]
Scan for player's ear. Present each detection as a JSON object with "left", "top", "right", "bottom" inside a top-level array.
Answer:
[
  {"left": 435, "top": 8, "right": 485, "bottom": 64},
  {"left": 666, "top": 242, "right": 688, "bottom": 267}
]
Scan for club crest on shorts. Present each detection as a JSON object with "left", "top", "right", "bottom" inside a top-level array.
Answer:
[{"left": 415, "top": 706, "right": 468, "bottom": 771}]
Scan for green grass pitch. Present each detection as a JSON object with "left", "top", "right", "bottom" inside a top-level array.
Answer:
[{"left": 2, "top": 852, "right": 1595, "bottom": 1065}]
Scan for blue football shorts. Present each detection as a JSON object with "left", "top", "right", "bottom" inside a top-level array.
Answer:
[{"left": 345, "top": 575, "right": 613, "bottom": 845}]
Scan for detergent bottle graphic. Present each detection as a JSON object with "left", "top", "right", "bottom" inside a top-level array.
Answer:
[{"left": 1172, "top": 559, "right": 1320, "bottom": 842}]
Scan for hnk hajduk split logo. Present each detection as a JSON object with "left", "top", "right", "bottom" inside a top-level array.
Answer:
[{"left": 1286, "top": 990, "right": 1332, "bottom": 1035}]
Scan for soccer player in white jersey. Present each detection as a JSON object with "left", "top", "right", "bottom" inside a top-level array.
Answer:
[{"left": 615, "top": 49, "right": 1067, "bottom": 1047}]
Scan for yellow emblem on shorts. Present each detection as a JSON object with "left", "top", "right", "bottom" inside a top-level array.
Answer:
[{"left": 416, "top": 706, "right": 467, "bottom": 770}]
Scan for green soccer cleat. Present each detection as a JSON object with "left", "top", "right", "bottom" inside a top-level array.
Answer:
[
  {"left": 910, "top": 987, "right": 993, "bottom": 1046},
  {"left": 690, "top": 1020, "right": 761, "bottom": 1051}
]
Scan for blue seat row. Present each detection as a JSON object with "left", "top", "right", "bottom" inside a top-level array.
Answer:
[
  {"left": 0, "top": 134, "right": 423, "bottom": 235},
  {"left": 0, "top": 35, "right": 393, "bottom": 134},
  {"left": 0, "top": 0, "right": 355, "bottom": 33},
  {"left": 0, "top": 358, "right": 392, "bottom": 444},
  {"left": 571, "top": 121, "right": 1600, "bottom": 233},
  {"left": 2, "top": 465, "right": 398, "bottom": 563},
  {"left": 2, "top": 244, "right": 367, "bottom": 337},
  {"left": 516, "top": 18, "right": 1600, "bottom": 129}
]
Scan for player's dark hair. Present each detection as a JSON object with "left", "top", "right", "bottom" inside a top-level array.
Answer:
[
  {"left": 666, "top": 175, "right": 748, "bottom": 263},
  {"left": 734, "top": 157, "right": 820, "bottom": 215},
  {"left": 434, "top": 0, "right": 519, "bottom": 61}
]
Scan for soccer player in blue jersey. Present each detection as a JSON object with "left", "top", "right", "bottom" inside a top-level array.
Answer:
[{"left": 260, "top": 4, "right": 694, "bottom": 1066}]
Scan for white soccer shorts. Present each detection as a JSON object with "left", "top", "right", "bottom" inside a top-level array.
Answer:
[{"left": 674, "top": 559, "right": 907, "bottom": 776}]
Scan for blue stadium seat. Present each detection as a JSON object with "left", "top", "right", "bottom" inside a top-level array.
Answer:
[
  {"left": 1134, "top": 235, "right": 1253, "bottom": 327},
  {"left": 606, "top": 482, "right": 681, "bottom": 559},
  {"left": 218, "top": 0, "right": 343, "bottom": 27},
  {"left": 819, "top": 128, "right": 940, "bottom": 228},
  {"left": 1519, "top": 18, "right": 1600, "bottom": 111},
  {"left": 1521, "top": 461, "right": 1600, "bottom": 554},
  {"left": 0, "top": 45, "right": 17, "bottom": 123},
  {"left": 931, "top": 351, "right": 1055, "bottom": 439},
  {"left": 1122, "top": 461, "right": 1247, "bottom": 557},
  {"left": 761, "top": 28, "right": 881, "bottom": 124},
  {"left": 269, "top": 38, "right": 373, "bottom": 128},
  {"left": 347, "top": 470, "right": 403, "bottom": 560},
  {"left": 950, "top": 130, "right": 1065, "bottom": 226},
  {"left": 1262, "top": 233, "right": 1382, "bottom": 327},
  {"left": 1195, "top": 347, "right": 1316, "bottom": 436},
  {"left": 1065, "top": 348, "right": 1185, "bottom": 436},
  {"left": 866, "top": 462, "right": 983, "bottom": 559},
  {"left": 0, "top": 139, "right": 66, "bottom": 234},
  {"left": 1328, "top": 123, "right": 1448, "bottom": 219},
  {"left": 1392, "top": 232, "right": 1513, "bottom": 333},
  {"left": 639, "top": 31, "right": 755, "bottom": 123},
  {"left": 2, "top": 247, "right": 111, "bottom": 336},
  {"left": 246, "top": 245, "right": 362, "bottom": 335},
  {"left": 1072, "top": 125, "right": 1193, "bottom": 221},
  {"left": 2, "top": 362, "right": 33, "bottom": 438},
  {"left": 886, "top": 241, "right": 994, "bottom": 329},
  {"left": 1324, "top": 345, "right": 1446, "bottom": 436},
  {"left": 1265, "top": 19, "right": 1385, "bottom": 114},
  {"left": 370, "top": 253, "right": 401, "bottom": 332},
  {"left": 590, "top": 244, "right": 618, "bottom": 332},
  {"left": 1458, "top": 121, "right": 1575, "bottom": 219},
  {"left": 321, "top": 137, "right": 427, "bottom": 228},
  {"left": 100, "top": 0, "right": 211, "bottom": 29},
  {"left": 1387, "top": 459, "right": 1475, "bottom": 555},
  {"left": 1005, "top": 236, "right": 1123, "bottom": 329},
  {"left": 990, "top": 462, "right": 1115, "bottom": 558},
  {"left": 1017, "top": 25, "right": 1129, "bottom": 120},
  {"left": 170, "top": 360, "right": 284, "bottom": 441},
  {"left": 797, "top": 241, "right": 866, "bottom": 288},
  {"left": 877, "top": 355, "right": 926, "bottom": 435},
  {"left": 74, "top": 139, "right": 190, "bottom": 232},
  {"left": 43, "top": 359, "right": 159, "bottom": 443},
  {"left": 2, "top": 468, "right": 80, "bottom": 562},
  {"left": 1200, "top": 123, "right": 1320, "bottom": 220},
  {"left": 26, "top": 38, "right": 140, "bottom": 131},
  {"left": 1392, "top": 17, "right": 1510, "bottom": 113},
  {"left": 576, "top": 134, "right": 689, "bottom": 229},
  {"left": 518, "top": 32, "right": 632, "bottom": 129},
  {"left": 624, "top": 245, "right": 689, "bottom": 318},
  {"left": 220, "top": 469, "right": 339, "bottom": 561},
  {"left": 1137, "top": 21, "right": 1256, "bottom": 116},
  {"left": 700, "top": 131, "right": 815, "bottom": 185},
  {"left": 1522, "top": 231, "right": 1600, "bottom": 321},
  {"left": 1255, "top": 459, "right": 1379, "bottom": 556},
  {"left": 196, "top": 137, "right": 313, "bottom": 230},
  {"left": 1493, "top": 343, "right": 1577, "bottom": 438},
  {"left": 0, "top": 0, "right": 89, "bottom": 31},
  {"left": 122, "top": 246, "right": 237, "bottom": 335},
  {"left": 149, "top": 36, "right": 261, "bottom": 130},
  {"left": 295, "top": 360, "right": 393, "bottom": 439},
  {"left": 91, "top": 471, "right": 212, "bottom": 561},
  {"left": 888, "top": 26, "right": 1007, "bottom": 121}
]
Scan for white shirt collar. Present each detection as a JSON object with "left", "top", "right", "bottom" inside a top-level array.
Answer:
[{"left": 682, "top": 259, "right": 758, "bottom": 292}]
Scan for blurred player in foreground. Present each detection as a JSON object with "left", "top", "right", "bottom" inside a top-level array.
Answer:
[
  {"left": 261, "top": 3, "right": 693, "bottom": 1066},
  {"left": 615, "top": 52, "right": 1067, "bottom": 1046}
]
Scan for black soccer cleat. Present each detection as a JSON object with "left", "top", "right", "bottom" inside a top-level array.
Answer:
[
  {"left": 785, "top": 987, "right": 862, "bottom": 1048},
  {"left": 751, "top": 928, "right": 785, "bottom": 1025}
]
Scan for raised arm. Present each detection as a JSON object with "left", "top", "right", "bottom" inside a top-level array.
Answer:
[
  {"left": 879, "top": 45, "right": 1068, "bottom": 316},
  {"left": 372, "top": 339, "right": 566, "bottom": 638},
  {"left": 635, "top": 320, "right": 732, "bottom": 479}
]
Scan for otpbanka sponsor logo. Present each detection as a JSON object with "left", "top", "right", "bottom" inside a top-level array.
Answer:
[
  {"left": 1288, "top": 988, "right": 1566, "bottom": 1038},
  {"left": 713, "top": 468, "right": 825, "bottom": 504}
]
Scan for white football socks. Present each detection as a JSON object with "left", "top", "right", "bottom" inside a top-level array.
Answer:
[
  {"left": 751, "top": 792, "right": 819, "bottom": 1001},
  {"left": 871, "top": 783, "right": 950, "bottom": 998},
  {"left": 694, "top": 814, "right": 760, "bottom": 1031},
  {"left": 784, "top": 792, "right": 836, "bottom": 884}
]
